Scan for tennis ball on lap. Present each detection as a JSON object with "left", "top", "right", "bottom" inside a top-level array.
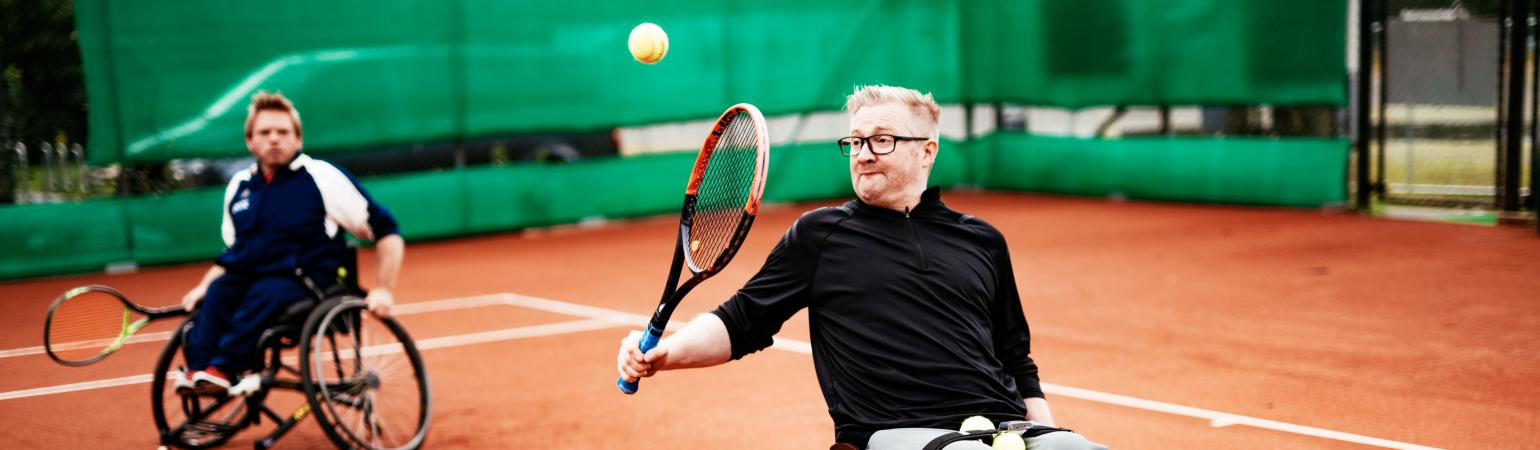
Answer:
[
  {"left": 960, "top": 415, "right": 994, "bottom": 432},
  {"left": 628, "top": 23, "right": 669, "bottom": 64},
  {"left": 992, "top": 433, "right": 1026, "bottom": 450}
]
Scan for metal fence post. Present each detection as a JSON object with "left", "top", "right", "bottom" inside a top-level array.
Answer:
[
  {"left": 72, "top": 143, "right": 84, "bottom": 194},
  {"left": 1501, "top": 0, "right": 1528, "bottom": 212},
  {"left": 1355, "top": 0, "right": 1375, "bottom": 210},
  {"left": 11, "top": 143, "right": 24, "bottom": 202},
  {"left": 41, "top": 142, "right": 54, "bottom": 192},
  {"left": 54, "top": 142, "right": 68, "bottom": 194}
]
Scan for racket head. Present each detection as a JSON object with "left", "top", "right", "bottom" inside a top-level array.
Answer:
[
  {"left": 680, "top": 103, "right": 770, "bottom": 275},
  {"left": 44, "top": 285, "right": 145, "bottom": 366}
]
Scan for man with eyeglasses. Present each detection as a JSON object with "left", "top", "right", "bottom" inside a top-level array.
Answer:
[{"left": 618, "top": 85, "right": 1103, "bottom": 450}]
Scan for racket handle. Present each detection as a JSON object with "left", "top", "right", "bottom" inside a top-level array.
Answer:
[{"left": 617, "top": 325, "right": 664, "bottom": 395}]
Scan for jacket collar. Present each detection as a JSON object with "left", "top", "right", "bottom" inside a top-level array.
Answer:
[
  {"left": 249, "top": 153, "right": 309, "bottom": 184},
  {"left": 851, "top": 186, "right": 945, "bottom": 219}
]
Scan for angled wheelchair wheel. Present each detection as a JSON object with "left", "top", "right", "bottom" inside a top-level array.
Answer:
[
  {"left": 300, "top": 298, "right": 431, "bottom": 450},
  {"left": 150, "top": 318, "right": 252, "bottom": 449}
]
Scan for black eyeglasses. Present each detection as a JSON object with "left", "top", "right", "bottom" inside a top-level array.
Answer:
[{"left": 837, "top": 134, "right": 929, "bottom": 156}]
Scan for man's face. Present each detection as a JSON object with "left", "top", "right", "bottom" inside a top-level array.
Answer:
[
  {"left": 246, "top": 110, "right": 302, "bottom": 170},
  {"left": 848, "top": 102, "right": 935, "bottom": 207}
]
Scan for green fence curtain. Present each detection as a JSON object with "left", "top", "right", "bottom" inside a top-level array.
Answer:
[
  {"left": 1, "top": 136, "right": 1347, "bottom": 280},
  {"left": 77, "top": 0, "right": 1346, "bottom": 164}
]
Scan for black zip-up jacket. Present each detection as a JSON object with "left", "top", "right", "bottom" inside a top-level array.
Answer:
[{"left": 711, "top": 186, "right": 1042, "bottom": 447}]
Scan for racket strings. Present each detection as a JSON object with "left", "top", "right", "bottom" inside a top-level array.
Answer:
[
  {"left": 47, "top": 292, "right": 132, "bottom": 359},
  {"left": 690, "top": 112, "right": 761, "bottom": 271}
]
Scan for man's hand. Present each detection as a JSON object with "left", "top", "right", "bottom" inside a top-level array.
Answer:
[
  {"left": 366, "top": 287, "right": 395, "bottom": 317},
  {"left": 181, "top": 284, "right": 208, "bottom": 312},
  {"left": 1024, "top": 397, "right": 1056, "bottom": 428},
  {"left": 616, "top": 330, "right": 670, "bottom": 383},
  {"left": 182, "top": 265, "right": 225, "bottom": 312}
]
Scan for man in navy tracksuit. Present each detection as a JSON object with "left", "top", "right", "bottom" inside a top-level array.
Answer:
[{"left": 176, "top": 92, "right": 404, "bottom": 396}]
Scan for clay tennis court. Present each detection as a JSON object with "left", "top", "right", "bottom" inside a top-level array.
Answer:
[{"left": 1, "top": 191, "right": 1536, "bottom": 449}]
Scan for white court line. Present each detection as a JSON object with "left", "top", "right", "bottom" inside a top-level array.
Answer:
[
  {"left": 499, "top": 293, "right": 646, "bottom": 326},
  {"left": 0, "top": 331, "right": 178, "bottom": 359},
  {"left": 0, "top": 373, "right": 155, "bottom": 402},
  {"left": 0, "top": 317, "right": 627, "bottom": 402},
  {"left": 4, "top": 292, "right": 1442, "bottom": 450},
  {"left": 0, "top": 293, "right": 513, "bottom": 360},
  {"left": 411, "top": 318, "right": 619, "bottom": 352},
  {"left": 495, "top": 293, "right": 1441, "bottom": 450},
  {"left": 1040, "top": 384, "right": 1441, "bottom": 450}
]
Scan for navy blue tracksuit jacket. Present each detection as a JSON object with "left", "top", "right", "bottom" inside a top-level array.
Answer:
[{"left": 185, "top": 153, "right": 399, "bottom": 374}]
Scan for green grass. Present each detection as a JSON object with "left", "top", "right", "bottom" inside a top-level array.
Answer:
[{"left": 1378, "top": 139, "right": 1531, "bottom": 188}]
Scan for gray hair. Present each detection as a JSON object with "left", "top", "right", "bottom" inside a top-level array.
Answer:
[{"left": 844, "top": 85, "right": 941, "bottom": 140}]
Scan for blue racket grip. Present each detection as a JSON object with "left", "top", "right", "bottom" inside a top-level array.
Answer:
[{"left": 617, "top": 326, "right": 664, "bottom": 394}]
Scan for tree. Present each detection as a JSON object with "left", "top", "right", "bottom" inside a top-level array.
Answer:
[
  {"left": 0, "top": 0, "right": 87, "bottom": 164},
  {"left": 1, "top": 64, "right": 12, "bottom": 204}
]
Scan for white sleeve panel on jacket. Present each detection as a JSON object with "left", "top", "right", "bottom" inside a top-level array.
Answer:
[
  {"left": 302, "top": 156, "right": 376, "bottom": 241},
  {"left": 221, "top": 169, "right": 253, "bottom": 248}
]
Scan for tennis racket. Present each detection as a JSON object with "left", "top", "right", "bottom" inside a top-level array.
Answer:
[
  {"left": 617, "top": 103, "right": 770, "bottom": 394},
  {"left": 44, "top": 285, "right": 188, "bottom": 366}
]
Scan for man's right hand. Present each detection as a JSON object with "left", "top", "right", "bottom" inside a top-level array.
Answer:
[
  {"left": 181, "top": 284, "right": 208, "bottom": 312},
  {"left": 616, "top": 330, "right": 670, "bottom": 384}
]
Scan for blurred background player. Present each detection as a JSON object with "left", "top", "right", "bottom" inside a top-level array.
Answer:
[
  {"left": 176, "top": 91, "right": 404, "bottom": 396},
  {"left": 618, "top": 85, "right": 1104, "bottom": 450}
]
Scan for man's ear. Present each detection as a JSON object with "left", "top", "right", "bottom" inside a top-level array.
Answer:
[{"left": 922, "top": 140, "right": 938, "bottom": 169}]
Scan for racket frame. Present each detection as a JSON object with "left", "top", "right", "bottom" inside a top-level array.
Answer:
[
  {"left": 43, "top": 285, "right": 187, "bottom": 366},
  {"left": 619, "top": 103, "right": 769, "bottom": 394}
]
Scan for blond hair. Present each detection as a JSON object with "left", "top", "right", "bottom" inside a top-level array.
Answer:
[
  {"left": 844, "top": 85, "right": 941, "bottom": 140},
  {"left": 244, "top": 91, "right": 303, "bottom": 137}
]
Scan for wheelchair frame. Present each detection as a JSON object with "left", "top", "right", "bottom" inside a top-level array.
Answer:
[{"left": 150, "top": 253, "right": 430, "bottom": 450}]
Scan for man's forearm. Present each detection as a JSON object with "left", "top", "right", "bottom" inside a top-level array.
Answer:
[
  {"left": 373, "top": 235, "right": 404, "bottom": 290},
  {"left": 198, "top": 265, "right": 225, "bottom": 288},
  {"left": 657, "top": 313, "right": 733, "bottom": 370},
  {"left": 1024, "top": 397, "right": 1056, "bottom": 427}
]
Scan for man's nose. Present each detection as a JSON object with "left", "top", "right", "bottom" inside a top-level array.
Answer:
[
  {"left": 852, "top": 144, "right": 878, "bottom": 162},
  {"left": 858, "top": 150, "right": 879, "bottom": 163}
]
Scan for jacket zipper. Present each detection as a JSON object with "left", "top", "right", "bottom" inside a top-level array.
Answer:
[{"left": 904, "top": 207, "right": 928, "bottom": 270}]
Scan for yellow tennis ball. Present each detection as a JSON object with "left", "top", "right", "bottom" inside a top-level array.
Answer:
[
  {"left": 628, "top": 22, "right": 669, "bottom": 64},
  {"left": 992, "top": 433, "right": 1026, "bottom": 450},
  {"left": 960, "top": 415, "right": 994, "bottom": 432}
]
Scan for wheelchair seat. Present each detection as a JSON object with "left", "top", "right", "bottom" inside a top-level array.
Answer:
[
  {"left": 275, "top": 299, "right": 318, "bottom": 327},
  {"left": 265, "top": 250, "right": 367, "bottom": 348}
]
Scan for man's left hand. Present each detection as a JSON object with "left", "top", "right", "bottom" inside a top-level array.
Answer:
[{"left": 366, "top": 287, "right": 395, "bottom": 317}]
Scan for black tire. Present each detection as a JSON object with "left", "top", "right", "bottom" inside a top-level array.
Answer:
[
  {"left": 300, "top": 298, "right": 431, "bottom": 450},
  {"left": 150, "top": 318, "right": 251, "bottom": 449}
]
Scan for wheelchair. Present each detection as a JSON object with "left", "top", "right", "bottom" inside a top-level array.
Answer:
[{"left": 149, "top": 252, "right": 431, "bottom": 449}]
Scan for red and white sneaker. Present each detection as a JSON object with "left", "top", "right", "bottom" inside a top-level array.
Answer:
[
  {"left": 190, "top": 367, "right": 233, "bottom": 396},
  {"left": 172, "top": 369, "right": 196, "bottom": 395},
  {"left": 228, "top": 374, "right": 262, "bottom": 397}
]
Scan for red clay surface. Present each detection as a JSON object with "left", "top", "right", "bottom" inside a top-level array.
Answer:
[{"left": 2, "top": 190, "right": 1537, "bottom": 449}]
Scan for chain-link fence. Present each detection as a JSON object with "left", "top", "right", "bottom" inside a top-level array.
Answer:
[
  {"left": 6, "top": 141, "right": 109, "bottom": 203},
  {"left": 985, "top": 105, "right": 1339, "bottom": 139},
  {"left": 1368, "top": 0, "right": 1532, "bottom": 208}
]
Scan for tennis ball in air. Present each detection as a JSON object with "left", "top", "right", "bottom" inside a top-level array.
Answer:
[
  {"left": 628, "top": 23, "right": 669, "bottom": 64},
  {"left": 992, "top": 433, "right": 1026, "bottom": 450},
  {"left": 960, "top": 415, "right": 994, "bottom": 432}
]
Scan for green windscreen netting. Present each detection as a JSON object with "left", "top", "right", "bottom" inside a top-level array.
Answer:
[{"left": 76, "top": 0, "right": 1346, "bottom": 164}]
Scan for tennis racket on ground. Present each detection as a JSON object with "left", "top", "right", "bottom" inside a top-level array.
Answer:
[
  {"left": 617, "top": 103, "right": 770, "bottom": 394},
  {"left": 44, "top": 285, "right": 188, "bottom": 366}
]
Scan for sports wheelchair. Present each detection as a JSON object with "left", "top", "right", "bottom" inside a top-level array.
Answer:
[{"left": 149, "top": 253, "right": 431, "bottom": 449}]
